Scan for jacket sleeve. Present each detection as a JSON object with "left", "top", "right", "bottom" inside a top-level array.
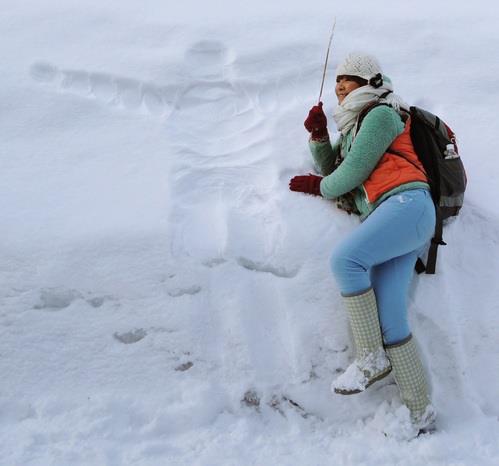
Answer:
[
  {"left": 308, "top": 137, "right": 341, "bottom": 176},
  {"left": 319, "top": 106, "right": 404, "bottom": 199}
]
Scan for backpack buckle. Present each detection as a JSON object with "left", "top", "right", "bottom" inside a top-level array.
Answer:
[{"left": 431, "top": 238, "right": 447, "bottom": 246}]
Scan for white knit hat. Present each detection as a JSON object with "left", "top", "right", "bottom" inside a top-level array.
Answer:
[{"left": 336, "top": 52, "right": 383, "bottom": 81}]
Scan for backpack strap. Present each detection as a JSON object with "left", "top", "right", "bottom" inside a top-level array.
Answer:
[
  {"left": 415, "top": 207, "right": 446, "bottom": 274},
  {"left": 356, "top": 91, "right": 393, "bottom": 129},
  {"left": 425, "top": 207, "right": 446, "bottom": 274}
]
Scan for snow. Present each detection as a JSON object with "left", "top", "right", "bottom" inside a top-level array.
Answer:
[{"left": 1, "top": 0, "right": 499, "bottom": 464}]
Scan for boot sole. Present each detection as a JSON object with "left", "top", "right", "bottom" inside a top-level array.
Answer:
[
  {"left": 333, "top": 367, "right": 392, "bottom": 395},
  {"left": 418, "top": 424, "right": 437, "bottom": 436}
]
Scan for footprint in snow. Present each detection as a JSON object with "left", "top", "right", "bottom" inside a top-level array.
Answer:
[
  {"left": 241, "top": 390, "right": 315, "bottom": 419},
  {"left": 34, "top": 287, "right": 82, "bottom": 310},
  {"left": 86, "top": 295, "right": 109, "bottom": 308},
  {"left": 167, "top": 285, "right": 202, "bottom": 298},
  {"left": 175, "top": 361, "right": 194, "bottom": 372},
  {"left": 113, "top": 328, "right": 147, "bottom": 344},
  {"left": 241, "top": 389, "right": 261, "bottom": 410},
  {"left": 236, "top": 257, "right": 299, "bottom": 278},
  {"left": 34, "top": 288, "right": 112, "bottom": 311},
  {"left": 202, "top": 257, "right": 227, "bottom": 268}
]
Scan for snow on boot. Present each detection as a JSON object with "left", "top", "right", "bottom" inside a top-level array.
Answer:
[
  {"left": 333, "top": 347, "right": 392, "bottom": 395},
  {"left": 332, "top": 288, "right": 392, "bottom": 395},
  {"left": 385, "top": 334, "right": 436, "bottom": 434}
]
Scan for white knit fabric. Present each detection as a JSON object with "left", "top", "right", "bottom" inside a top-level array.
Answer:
[{"left": 336, "top": 52, "right": 382, "bottom": 81}]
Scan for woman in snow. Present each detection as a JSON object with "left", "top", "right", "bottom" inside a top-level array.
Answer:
[{"left": 289, "top": 52, "right": 436, "bottom": 434}]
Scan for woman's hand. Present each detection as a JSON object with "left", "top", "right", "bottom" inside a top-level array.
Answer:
[
  {"left": 289, "top": 173, "right": 323, "bottom": 196},
  {"left": 304, "top": 102, "right": 329, "bottom": 140}
]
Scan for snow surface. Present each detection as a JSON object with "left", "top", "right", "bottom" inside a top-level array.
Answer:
[{"left": 2, "top": 0, "right": 499, "bottom": 464}]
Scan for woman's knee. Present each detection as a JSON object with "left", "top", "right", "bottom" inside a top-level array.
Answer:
[
  {"left": 379, "top": 310, "right": 411, "bottom": 345},
  {"left": 330, "top": 244, "right": 370, "bottom": 294},
  {"left": 329, "top": 245, "right": 351, "bottom": 279},
  {"left": 382, "top": 326, "right": 411, "bottom": 346}
]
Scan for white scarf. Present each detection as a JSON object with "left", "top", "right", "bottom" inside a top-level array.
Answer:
[{"left": 332, "top": 77, "right": 408, "bottom": 135}]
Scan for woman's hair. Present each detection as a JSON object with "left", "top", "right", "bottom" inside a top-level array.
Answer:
[{"left": 336, "top": 74, "right": 369, "bottom": 87}]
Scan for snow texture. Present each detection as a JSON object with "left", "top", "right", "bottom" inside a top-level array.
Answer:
[{"left": 1, "top": 0, "right": 499, "bottom": 464}]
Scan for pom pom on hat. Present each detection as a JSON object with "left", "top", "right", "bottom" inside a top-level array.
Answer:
[{"left": 336, "top": 52, "right": 383, "bottom": 82}]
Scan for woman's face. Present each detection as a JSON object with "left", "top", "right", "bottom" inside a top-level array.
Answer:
[{"left": 335, "top": 76, "right": 362, "bottom": 104}]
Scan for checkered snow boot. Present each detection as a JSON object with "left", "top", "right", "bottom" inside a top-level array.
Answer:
[
  {"left": 386, "top": 335, "right": 436, "bottom": 432},
  {"left": 332, "top": 288, "right": 392, "bottom": 395}
]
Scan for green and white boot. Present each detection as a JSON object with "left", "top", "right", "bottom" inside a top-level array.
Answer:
[
  {"left": 386, "top": 335, "right": 436, "bottom": 433},
  {"left": 332, "top": 288, "right": 392, "bottom": 395}
]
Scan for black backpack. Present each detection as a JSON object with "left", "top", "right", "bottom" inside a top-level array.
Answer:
[{"left": 357, "top": 103, "right": 467, "bottom": 274}]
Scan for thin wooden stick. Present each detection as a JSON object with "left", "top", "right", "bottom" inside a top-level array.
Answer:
[{"left": 318, "top": 18, "right": 337, "bottom": 104}]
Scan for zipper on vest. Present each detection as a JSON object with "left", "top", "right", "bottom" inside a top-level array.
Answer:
[{"left": 361, "top": 184, "right": 372, "bottom": 204}]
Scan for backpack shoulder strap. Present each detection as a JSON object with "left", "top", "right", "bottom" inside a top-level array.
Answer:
[
  {"left": 356, "top": 91, "right": 394, "bottom": 127},
  {"left": 357, "top": 102, "right": 391, "bottom": 129}
]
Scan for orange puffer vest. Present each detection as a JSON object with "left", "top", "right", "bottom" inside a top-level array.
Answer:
[{"left": 362, "top": 117, "right": 428, "bottom": 204}]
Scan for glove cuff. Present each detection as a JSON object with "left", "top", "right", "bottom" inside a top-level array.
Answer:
[
  {"left": 312, "top": 178, "right": 322, "bottom": 196},
  {"left": 310, "top": 127, "right": 330, "bottom": 142}
]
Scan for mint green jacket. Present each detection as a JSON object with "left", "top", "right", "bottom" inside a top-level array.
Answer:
[{"left": 309, "top": 105, "right": 429, "bottom": 219}]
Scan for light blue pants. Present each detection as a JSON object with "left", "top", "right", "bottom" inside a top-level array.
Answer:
[{"left": 330, "top": 189, "right": 436, "bottom": 345}]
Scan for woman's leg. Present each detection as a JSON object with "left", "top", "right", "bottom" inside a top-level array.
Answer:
[
  {"left": 330, "top": 189, "right": 435, "bottom": 295},
  {"left": 329, "top": 189, "right": 435, "bottom": 395},
  {"left": 329, "top": 190, "right": 436, "bottom": 429},
  {"left": 370, "top": 250, "right": 418, "bottom": 345}
]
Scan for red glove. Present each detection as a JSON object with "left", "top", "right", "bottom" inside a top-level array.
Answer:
[
  {"left": 304, "top": 102, "right": 329, "bottom": 140},
  {"left": 289, "top": 174, "right": 323, "bottom": 196}
]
